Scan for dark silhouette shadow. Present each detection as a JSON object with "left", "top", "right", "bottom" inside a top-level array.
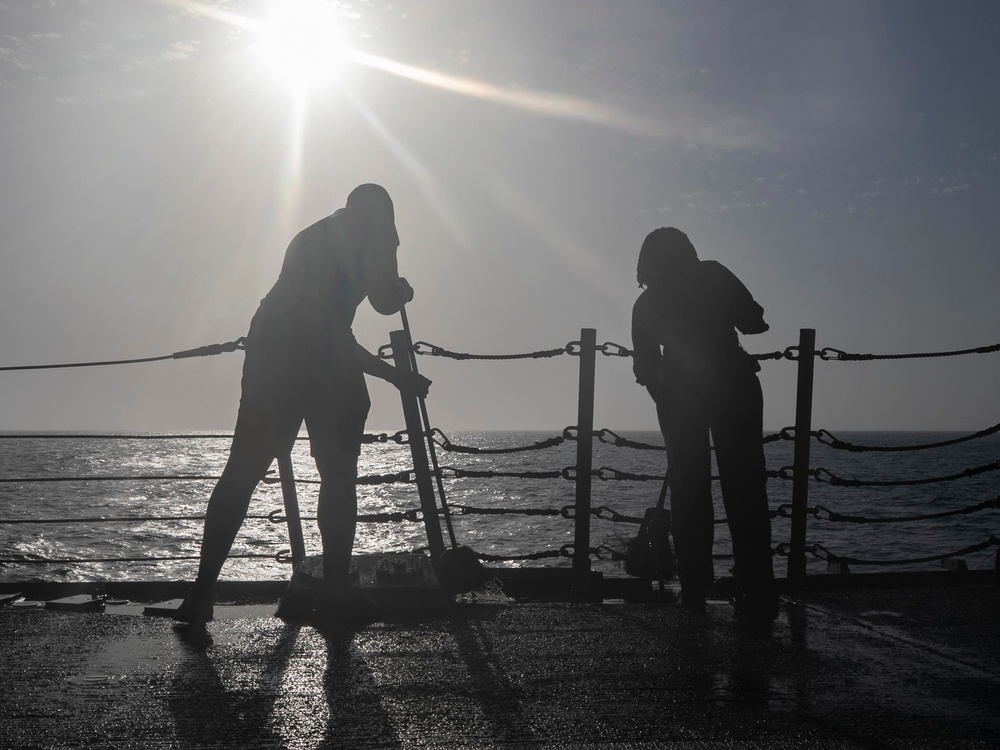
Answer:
[
  {"left": 631, "top": 227, "right": 777, "bottom": 625},
  {"left": 318, "top": 627, "right": 403, "bottom": 749},
  {"left": 174, "top": 184, "right": 431, "bottom": 629},
  {"left": 167, "top": 622, "right": 303, "bottom": 747},
  {"left": 168, "top": 618, "right": 406, "bottom": 748},
  {"left": 444, "top": 607, "right": 536, "bottom": 745}
]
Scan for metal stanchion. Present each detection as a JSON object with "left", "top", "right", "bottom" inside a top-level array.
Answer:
[
  {"left": 572, "top": 328, "right": 597, "bottom": 595},
  {"left": 788, "top": 328, "right": 816, "bottom": 591}
]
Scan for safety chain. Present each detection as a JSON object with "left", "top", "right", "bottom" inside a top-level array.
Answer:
[
  {"left": 593, "top": 467, "right": 663, "bottom": 481},
  {"left": 778, "top": 461, "right": 1000, "bottom": 487},
  {"left": 0, "top": 551, "right": 284, "bottom": 565},
  {"left": 585, "top": 341, "right": 792, "bottom": 363},
  {"left": 399, "top": 546, "right": 574, "bottom": 563},
  {"left": 477, "top": 549, "right": 565, "bottom": 562},
  {"left": 437, "top": 465, "right": 666, "bottom": 482},
  {"left": 267, "top": 507, "right": 426, "bottom": 524},
  {"left": 595, "top": 341, "right": 790, "bottom": 362},
  {"left": 263, "top": 470, "right": 417, "bottom": 486},
  {"left": 477, "top": 544, "right": 612, "bottom": 563},
  {"left": 596, "top": 428, "right": 782, "bottom": 451},
  {"left": 813, "top": 424, "right": 1000, "bottom": 452},
  {"left": 597, "top": 342, "right": 632, "bottom": 357},
  {"left": 591, "top": 545, "right": 742, "bottom": 563},
  {"left": 774, "top": 496, "right": 1000, "bottom": 525},
  {"left": 0, "top": 431, "right": 395, "bottom": 443},
  {"left": 774, "top": 537, "right": 1000, "bottom": 567},
  {"left": 377, "top": 339, "right": 791, "bottom": 363},
  {"left": 0, "top": 433, "right": 237, "bottom": 440},
  {"left": 440, "top": 544, "right": 733, "bottom": 562},
  {"left": 559, "top": 505, "right": 641, "bottom": 524},
  {"left": 0, "top": 473, "right": 225, "bottom": 484},
  {"left": 440, "top": 466, "right": 772, "bottom": 482},
  {"left": 454, "top": 505, "right": 564, "bottom": 518},
  {"left": 438, "top": 466, "right": 565, "bottom": 480},
  {"left": 388, "top": 340, "right": 570, "bottom": 361},
  {"left": 594, "top": 544, "right": 743, "bottom": 562},
  {"left": 595, "top": 429, "right": 663, "bottom": 451},
  {"left": 818, "top": 341, "right": 1000, "bottom": 361},
  {"left": 430, "top": 428, "right": 566, "bottom": 454},
  {"left": 359, "top": 430, "right": 416, "bottom": 445},
  {"left": 0, "top": 513, "right": 246, "bottom": 525},
  {"left": 0, "top": 338, "right": 246, "bottom": 372}
]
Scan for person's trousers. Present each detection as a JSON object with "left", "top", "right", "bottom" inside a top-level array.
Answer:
[{"left": 656, "top": 372, "right": 774, "bottom": 597}]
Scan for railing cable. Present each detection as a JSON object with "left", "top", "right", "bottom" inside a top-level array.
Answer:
[
  {"left": 0, "top": 432, "right": 398, "bottom": 444},
  {"left": 0, "top": 474, "right": 224, "bottom": 484},
  {"left": 0, "top": 338, "right": 245, "bottom": 372},
  {"left": 790, "top": 461, "right": 1000, "bottom": 487},
  {"left": 776, "top": 537, "right": 1000, "bottom": 568},
  {"left": 410, "top": 341, "right": 568, "bottom": 361},
  {"left": 0, "top": 552, "right": 287, "bottom": 565},
  {"left": 430, "top": 428, "right": 567, "bottom": 454},
  {"left": 0, "top": 513, "right": 275, "bottom": 526},
  {"left": 819, "top": 342, "right": 1000, "bottom": 361},
  {"left": 814, "top": 424, "right": 1000, "bottom": 452},
  {"left": 805, "top": 496, "right": 1000, "bottom": 525}
]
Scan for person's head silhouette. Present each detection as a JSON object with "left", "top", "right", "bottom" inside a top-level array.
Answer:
[
  {"left": 346, "top": 183, "right": 399, "bottom": 246},
  {"left": 636, "top": 227, "right": 698, "bottom": 288}
]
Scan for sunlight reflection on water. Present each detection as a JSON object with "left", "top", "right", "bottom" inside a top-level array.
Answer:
[{"left": 0, "top": 430, "right": 997, "bottom": 582}]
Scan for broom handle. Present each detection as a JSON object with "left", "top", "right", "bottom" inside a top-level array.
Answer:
[
  {"left": 654, "top": 468, "right": 670, "bottom": 598},
  {"left": 655, "top": 469, "right": 669, "bottom": 510},
  {"left": 400, "top": 305, "right": 458, "bottom": 548}
]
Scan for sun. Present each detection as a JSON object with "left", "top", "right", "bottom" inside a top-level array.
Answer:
[{"left": 256, "top": 0, "right": 350, "bottom": 89}]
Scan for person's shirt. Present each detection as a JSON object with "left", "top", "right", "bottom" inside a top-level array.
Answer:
[
  {"left": 249, "top": 206, "right": 403, "bottom": 362},
  {"left": 631, "top": 259, "right": 767, "bottom": 391}
]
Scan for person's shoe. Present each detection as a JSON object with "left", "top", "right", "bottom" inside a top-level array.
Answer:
[
  {"left": 733, "top": 589, "right": 779, "bottom": 629},
  {"left": 310, "top": 590, "right": 381, "bottom": 631},
  {"left": 172, "top": 585, "right": 216, "bottom": 626}
]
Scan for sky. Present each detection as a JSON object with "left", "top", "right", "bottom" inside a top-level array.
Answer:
[{"left": 0, "top": 0, "right": 998, "bottom": 434}]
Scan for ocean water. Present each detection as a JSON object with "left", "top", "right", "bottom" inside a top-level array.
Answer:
[{"left": 0, "top": 430, "right": 997, "bottom": 583}]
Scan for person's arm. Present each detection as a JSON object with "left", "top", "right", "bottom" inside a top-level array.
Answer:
[
  {"left": 354, "top": 341, "right": 431, "bottom": 398},
  {"left": 363, "top": 223, "right": 413, "bottom": 315},
  {"left": 736, "top": 294, "right": 769, "bottom": 335},
  {"left": 368, "top": 272, "right": 414, "bottom": 316},
  {"left": 631, "top": 297, "right": 661, "bottom": 401},
  {"left": 710, "top": 261, "right": 769, "bottom": 335}
]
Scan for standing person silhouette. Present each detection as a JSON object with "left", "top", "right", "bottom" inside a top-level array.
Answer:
[
  {"left": 175, "top": 183, "right": 430, "bottom": 628},
  {"left": 631, "top": 227, "right": 778, "bottom": 627}
]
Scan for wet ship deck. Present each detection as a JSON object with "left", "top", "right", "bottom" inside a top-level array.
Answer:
[{"left": 2, "top": 580, "right": 998, "bottom": 748}]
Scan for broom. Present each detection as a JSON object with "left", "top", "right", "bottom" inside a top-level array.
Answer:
[
  {"left": 400, "top": 306, "right": 492, "bottom": 597},
  {"left": 624, "top": 468, "right": 675, "bottom": 597}
]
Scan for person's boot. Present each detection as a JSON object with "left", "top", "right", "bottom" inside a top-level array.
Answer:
[{"left": 173, "top": 583, "right": 217, "bottom": 626}]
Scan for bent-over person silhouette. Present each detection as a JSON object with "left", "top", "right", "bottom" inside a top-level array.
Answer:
[
  {"left": 631, "top": 227, "right": 778, "bottom": 627},
  {"left": 175, "top": 184, "right": 430, "bottom": 628}
]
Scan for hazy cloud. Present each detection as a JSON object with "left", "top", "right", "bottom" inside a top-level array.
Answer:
[
  {"left": 933, "top": 184, "right": 970, "bottom": 196},
  {"left": 162, "top": 41, "right": 198, "bottom": 61}
]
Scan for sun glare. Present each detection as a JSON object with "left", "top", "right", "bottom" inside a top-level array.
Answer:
[{"left": 257, "top": 0, "right": 348, "bottom": 89}]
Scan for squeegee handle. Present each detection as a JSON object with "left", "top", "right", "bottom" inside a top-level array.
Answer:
[{"left": 399, "top": 304, "right": 458, "bottom": 548}]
